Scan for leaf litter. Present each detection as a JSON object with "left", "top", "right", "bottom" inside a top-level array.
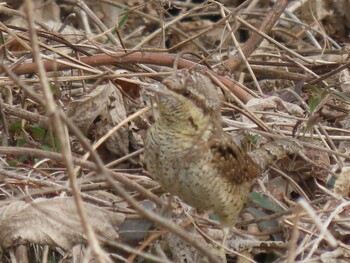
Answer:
[{"left": 0, "top": 0, "right": 350, "bottom": 262}]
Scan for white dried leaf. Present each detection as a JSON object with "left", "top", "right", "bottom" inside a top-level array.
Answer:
[
  {"left": 242, "top": 96, "right": 303, "bottom": 127},
  {"left": 0, "top": 197, "right": 125, "bottom": 250},
  {"left": 333, "top": 218, "right": 350, "bottom": 236},
  {"left": 334, "top": 167, "right": 350, "bottom": 197},
  {"left": 339, "top": 69, "right": 350, "bottom": 93},
  {"left": 320, "top": 247, "right": 350, "bottom": 263},
  {"left": 339, "top": 119, "right": 350, "bottom": 151}
]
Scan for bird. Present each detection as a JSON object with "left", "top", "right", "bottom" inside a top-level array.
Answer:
[{"left": 144, "top": 70, "right": 298, "bottom": 226}]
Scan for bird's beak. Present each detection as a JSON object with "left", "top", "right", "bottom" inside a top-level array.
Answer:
[
  {"left": 145, "top": 83, "right": 167, "bottom": 95},
  {"left": 144, "top": 83, "right": 173, "bottom": 97}
]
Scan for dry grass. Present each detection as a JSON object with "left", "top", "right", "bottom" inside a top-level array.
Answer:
[{"left": 0, "top": 0, "right": 350, "bottom": 262}]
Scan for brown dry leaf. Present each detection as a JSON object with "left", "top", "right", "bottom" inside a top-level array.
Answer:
[
  {"left": 9, "top": 0, "right": 60, "bottom": 27},
  {"left": 300, "top": 142, "right": 330, "bottom": 181},
  {"left": 268, "top": 139, "right": 330, "bottom": 184},
  {"left": 323, "top": 0, "right": 350, "bottom": 38},
  {"left": 243, "top": 97, "right": 330, "bottom": 180},
  {"left": 265, "top": 176, "right": 291, "bottom": 202},
  {"left": 119, "top": 200, "right": 156, "bottom": 246},
  {"left": 156, "top": 200, "right": 225, "bottom": 263},
  {"left": 5, "top": 0, "right": 62, "bottom": 53},
  {"left": 67, "top": 81, "right": 130, "bottom": 156},
  {"left": 0, "top": 197, "right": 125, "bottom": 250},
  {"left": 95, "top": 83, "right": 130, "bottom": 156},
  {"left": 115, "top": 74, "right": 142, "bottom": 101},
  {"left": 249, "top": 138, "right": 302, "bottom": 173},
  {"left": 66, "top": 82, "right": 114, "bottom": 134},
  {"left": 165, "top": 231, "right": 226, "bottom": 263},
  {"left": 88, "top": 1, "right": 122, "bottom": 28}
]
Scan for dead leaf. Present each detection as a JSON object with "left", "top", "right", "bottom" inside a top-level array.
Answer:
[
  {"left": 242, "top": 96, "right": 304, "bottom": 127},
  {"left": 9, "top": 0, "right": 60, "bottom": 28},
  {"left": 244, "top": 97, "right": 330, "bottom": 181},
  {"left": 320, "top": 247, "right": 350, "bottom": 263},
  {"left": 66, "top": 83, "right": 114, "bottom": 135},
  {"left": 95, "top": 84, "right": 130, "bottom": 156},
  {"left": 334, "top": 167, "right": 350, "bottom": 197},
  {"left": 88, "top": 1, "right": 122, "bottom": 28},
  {"left": 165, "top": 231, "right": 226, "bottom": 263},
  {"left": 67, "top": 81, "right": 130, "bottom": 156},
  {"left": 0, "top": 197, "right": 125, "bottom": 250}
]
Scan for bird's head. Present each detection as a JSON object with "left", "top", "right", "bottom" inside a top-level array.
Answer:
[{"left": 146, "top": 70, "right": 221, "bottom": 132}]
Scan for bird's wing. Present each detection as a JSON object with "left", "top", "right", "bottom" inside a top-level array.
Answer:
[{"left": 208, "top": 134, "right": 261, "bottom": 184}]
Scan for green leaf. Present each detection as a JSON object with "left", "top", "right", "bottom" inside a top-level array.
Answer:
[
  {"left": 7, "top": 161, "right": 18, "bottom": 167},
  {"left": 333, "top": 91, "right": 350, "bottom": 101},
  {"left": 50, "top": 83, "right": 59, "bottom": 96},
  {"left": 9, "top": 121, "right": 22, "bottom": 133},
  {"left": 248, "top": 191, "right": 283, "bottom": 213},
  {"left": 308, "top": 94, "right": 321, "bottom": 113},
  {"left": 26, "top": 125, "right": 46, "bottom": 141},
  {"left": 52, "top": 136, "right": 60, "bottom": 152},
  {"left": 328, "top": 176, "right": 337, "bottom": 188},
  {"left": 26, "top": 125, "right": 60, "bottom": 151},
  {"left": 105, "top": 5, "right": 129, "bottom": 44},
  {"left": 246, "top": 134, "right": 260, "bottom": 145},
  {"left": 16, "top": 137, "right": 25, "bottom": 147},
  {"left": 263, "top": 252, "right": 278, "bottom": 263},
  {"left": 245, "top": 207, "right": 282, "bottom": 241},
  {"left": 209, "top": 213, "right": 220, "bottom": 222},
  {"left": 40, "top": 145, "right": 53, "bottom": 151},
  {"left": 118, "top": 10, "right": 129, "bottom": 28}
]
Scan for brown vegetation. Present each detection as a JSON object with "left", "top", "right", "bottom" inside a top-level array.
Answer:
[{"left": 0, "top": 0, "right": 350, "bottom": 262}]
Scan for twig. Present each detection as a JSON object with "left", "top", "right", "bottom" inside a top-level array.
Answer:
[
  {"left": 0, "top": 146, "right": 164, "bottom": 206},
  {"left": 23, "top": 2, "right": 111, "bottom": 260},
  {"left": 226, "top": 0, "right": 289, "bottom": 71},
  {"left": 5, "top": 51, "right": 254, "bottom": 102}
]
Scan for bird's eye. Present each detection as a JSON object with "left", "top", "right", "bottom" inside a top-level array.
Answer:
[{"left": 182, "top": 90, "right": 191, "bottom": 97}]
